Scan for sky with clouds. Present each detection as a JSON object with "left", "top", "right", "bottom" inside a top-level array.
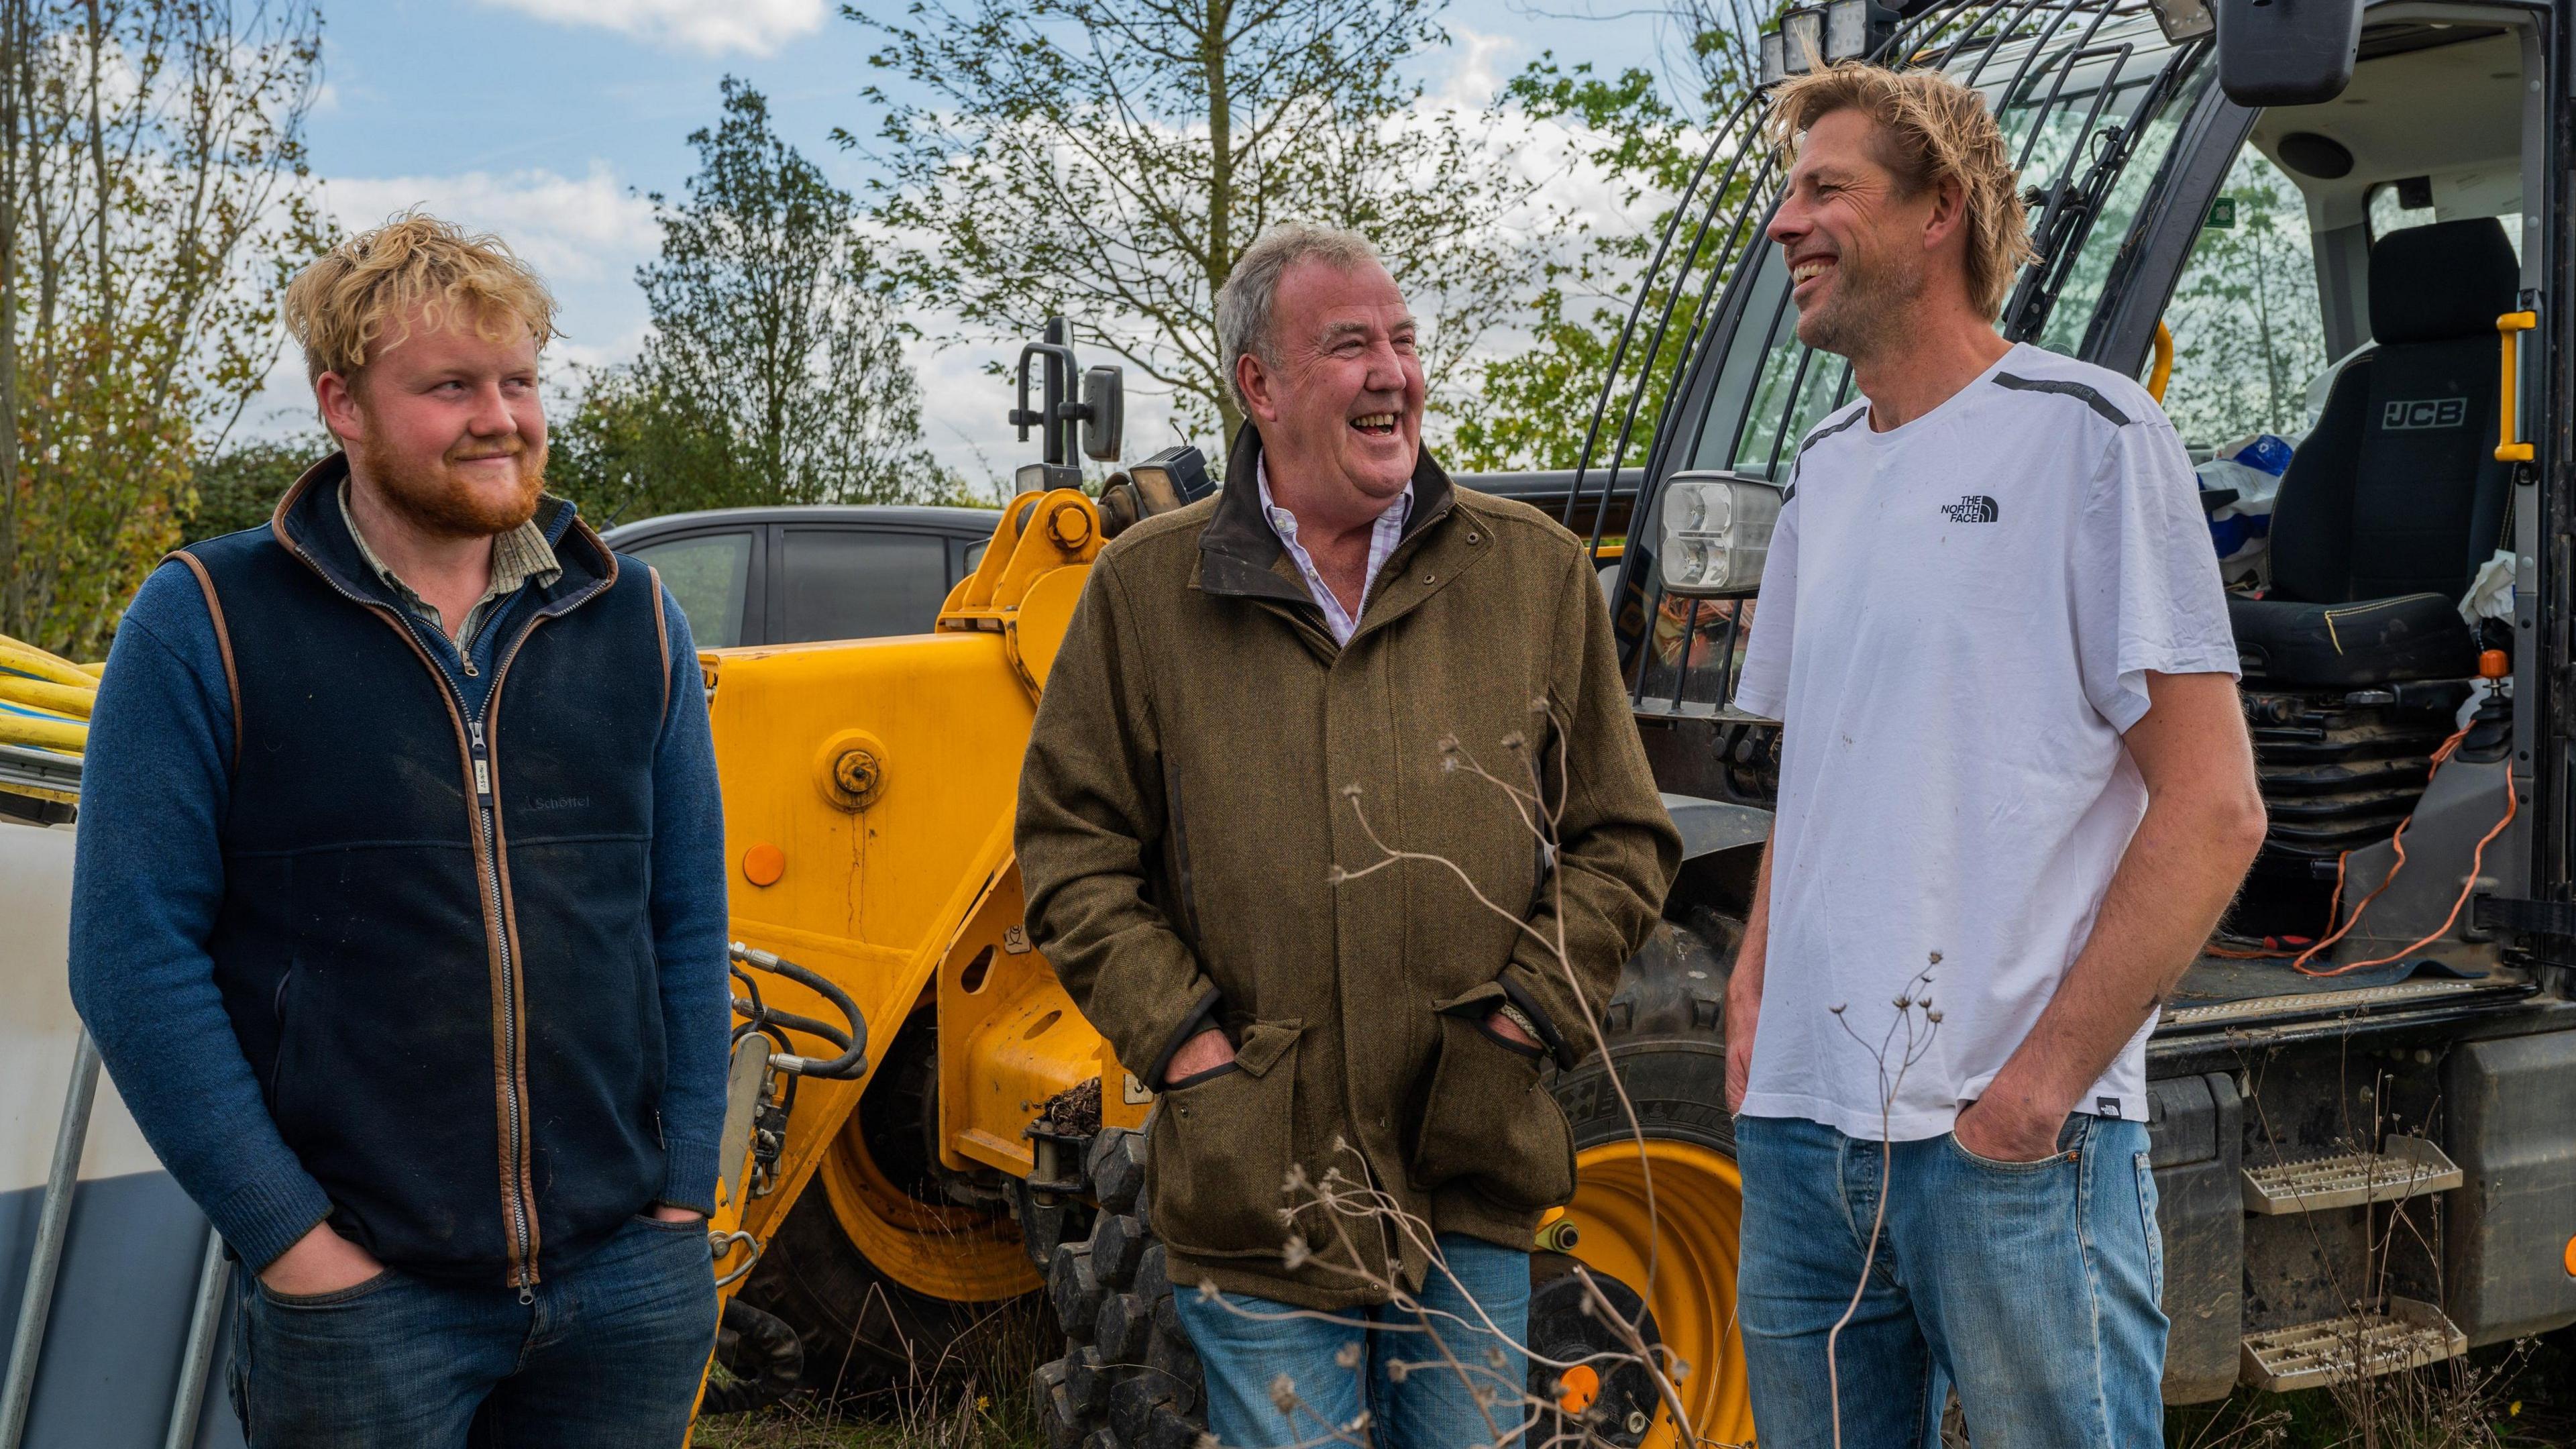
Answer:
[{"left": 282, "top": 0, "right": 1687, "bottom": 490}]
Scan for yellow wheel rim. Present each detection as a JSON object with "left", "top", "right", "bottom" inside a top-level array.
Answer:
[
  {"left": 1563, "top": 1137, "right": 1754, "bottom": 1448},
  {"left": 817, "top": 1114, "right": 1042, "bottom": 1303}
]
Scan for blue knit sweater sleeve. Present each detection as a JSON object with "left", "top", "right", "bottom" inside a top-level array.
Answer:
[
  {"left": 67, "top": 561, "right": 335, "bottom": 1272},
  {"left": 647, "top": 584, "right": 732, "bottom": 1214}
]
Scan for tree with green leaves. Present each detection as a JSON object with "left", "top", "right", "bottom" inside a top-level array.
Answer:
[
  {"left": 850, "top": 0, "right": 1547, "bottom": 451},
  {"left": 1447, "top": 58, "right": 1750, "bottom": 474},
  {"left": 0, "top": 0, "right": 329, "bottom": 655},
  {"left": 183, "top": 433, "right": 328, "bottom": 543},
  {"left": 551, "top": 77, "right": 941, "bottom": 525}
]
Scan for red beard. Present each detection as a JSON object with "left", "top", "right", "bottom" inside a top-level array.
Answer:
[{"left": 352, "top": 433, "right": 547, "bottom": 539}]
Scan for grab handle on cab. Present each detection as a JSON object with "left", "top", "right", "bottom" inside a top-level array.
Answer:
[{"left": 2497, "top": 309, "right": 2537, "bottom": 463}]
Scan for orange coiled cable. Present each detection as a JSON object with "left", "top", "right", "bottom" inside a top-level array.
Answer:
[{"left": 2290, "top": 721, "right": 2517, "bottom": 977}]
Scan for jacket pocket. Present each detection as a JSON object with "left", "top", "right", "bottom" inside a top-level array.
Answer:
[
  {"left": 1146, "top": 1019, "right": 1302, "bottom": 1258},
  {"left": 1408, "top": 1008, "right": 1575, "bottom": 1212},
  {"left": 268, "top": 962, "right": 309, "bottom": 1139}
]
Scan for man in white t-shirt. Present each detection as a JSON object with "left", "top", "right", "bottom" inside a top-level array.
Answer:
[{"left": 1723, "top": 66, "right": 2266, "bottom": 1447}]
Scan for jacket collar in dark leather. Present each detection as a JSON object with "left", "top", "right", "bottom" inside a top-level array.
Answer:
[
  {"left": 268, "top": 451, "right": 612, "bottom": 620},
  {"left": 1197, "top": 422, "right": 1456, "bottom": 606}
]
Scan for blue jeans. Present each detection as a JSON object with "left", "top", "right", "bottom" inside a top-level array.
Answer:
[
  {"left": 229, "top": 1214, "right": 719, "bottom": 1448},
  {"left": 1171, "top": 1233, "right": 1528, "bottom": 1449},
  {"left": 1735, "top": 1113, "right": 2165, "bottom": 1448}
]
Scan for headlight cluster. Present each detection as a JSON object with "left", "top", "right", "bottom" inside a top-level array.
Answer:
[{"left": 1656, "top": 472, "right": 1782, "bottom": 598}]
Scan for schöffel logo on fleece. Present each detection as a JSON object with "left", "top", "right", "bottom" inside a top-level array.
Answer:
[{"left": 1939, "top": 495, "right": 2000, "bottom": 523}]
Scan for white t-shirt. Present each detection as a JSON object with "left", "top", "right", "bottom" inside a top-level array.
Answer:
[{"left": 1731, "top": 343, "right": 2237, "bottom": 1140}]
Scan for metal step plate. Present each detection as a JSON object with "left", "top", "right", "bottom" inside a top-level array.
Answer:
[
  {"left": 2241, "top": 1298, "right": 2468, "bottom": 1392},
  {"left": 2241, "top": 1135, "right": 2463, "bottom": 1215},
  {"left": 2163, "top": 977, "right": 2496, "bottom": 1030}
]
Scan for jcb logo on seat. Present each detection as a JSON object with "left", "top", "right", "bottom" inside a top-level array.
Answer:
[{"left": 2383, "top": 398, "right": 2466, "bottom": 430}]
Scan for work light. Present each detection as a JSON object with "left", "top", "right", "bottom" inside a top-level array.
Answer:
[
  {"left": 1781, "top": 8, "right": 1825, "bottom": 75},
  {"left": 1823, "top": 0, "right": 1898, "bottom": 62},
  {"left": 1657, "top": 472, "right": 1783, "bottom": 598},
  {"left": 1759, "top": 29, "right": 1787, "bottom": 87},
  {"left": 2148, "top": 0, "right": 2215, "bottom": 43}
]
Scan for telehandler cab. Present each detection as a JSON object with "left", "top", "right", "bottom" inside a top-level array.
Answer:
[{"left": 690, "top": 3, "right": 2576, "bottom": 1441}]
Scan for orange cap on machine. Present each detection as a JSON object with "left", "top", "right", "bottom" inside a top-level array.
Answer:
[{"left": 2479, "top": 649, "right": 2510, "bottom": 680}]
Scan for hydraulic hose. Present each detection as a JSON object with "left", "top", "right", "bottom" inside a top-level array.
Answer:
[{"left": 727, "top": 943, "right": 869, "bottom": 1079}]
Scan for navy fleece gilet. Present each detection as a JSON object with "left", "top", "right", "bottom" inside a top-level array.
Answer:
[{"left": 68, "top": 458, "right": 730, "bottom": 1281}]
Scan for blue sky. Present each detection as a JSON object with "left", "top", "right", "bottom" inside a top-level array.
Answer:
[{"left": 282, "top": 0, "right": 1695, "bottom": 484}]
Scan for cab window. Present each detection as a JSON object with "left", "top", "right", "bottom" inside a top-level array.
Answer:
[
  {"left": 2369, "top": 178, "right": 2523, "bottom": 259},
  {"left": 2157, "top": 145, "right": 2329, "bottom": 449}
]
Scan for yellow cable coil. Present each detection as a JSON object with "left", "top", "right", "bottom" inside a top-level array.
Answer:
[{"left": 1, "top": 635, "right": 102, "bottom": 782}]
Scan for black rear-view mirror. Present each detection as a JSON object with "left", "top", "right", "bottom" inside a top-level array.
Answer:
[{"left": 2216, "top": 0, "right": 2363, "bottom": 106}]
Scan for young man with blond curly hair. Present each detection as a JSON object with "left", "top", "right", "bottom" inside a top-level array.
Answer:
[
  {"left": 1722, "top": 66, "right": 2265, "bottom": 1446},
  {"left": 70, "top": 213, "right": 729, "bottom": 1447}
]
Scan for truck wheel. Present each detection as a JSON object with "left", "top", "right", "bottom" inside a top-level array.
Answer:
[
  {"left": 738, "top": 1188, "right": 1006, "bottom": 1399},
  {"left": 1033, "top": 918, "right": 1751, "bottom": 1449},
  {"left": 1034, "top": 1128, "right": 1204, "bottom": 1449},
  {"left": 741, "top": 1011, "right": 1044, "bottom": 1399}
]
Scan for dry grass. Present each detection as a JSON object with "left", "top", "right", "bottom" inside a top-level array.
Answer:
[
  {"left": 2164, "top": 1332, "right": 2576, "bottom": 1449},
  {"left": 695, "top": 1293, "right": 1055, "bottom": 1449},
  {"left": 692, "top": 1391, "right": 1044, "bottom": 1449}
]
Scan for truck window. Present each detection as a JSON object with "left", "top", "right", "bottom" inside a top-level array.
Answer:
[
  {"left": 2159, "top": 145, "right": 2328, "bottom": 448},
  {"left": 2368, "top": 180, "right": 2523, "bottom": 259},
  {"left": 776, "top": 528, "right": 952, "bottom": 643},
  {"left": 632, "top": 530, "right": 754, "bottom": 649}
]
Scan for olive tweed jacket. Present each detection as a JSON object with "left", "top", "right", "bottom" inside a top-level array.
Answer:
[{"left": 1016, "top": 429, "right": 1680, "bottom": 1309}]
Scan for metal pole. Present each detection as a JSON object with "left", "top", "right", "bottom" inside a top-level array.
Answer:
[
  {"left": 162, "top": 1227, "right": 229, "bottom": 1449},
  {"left": 0, "top": 1030, "right": 101, "bottom": 1449}
]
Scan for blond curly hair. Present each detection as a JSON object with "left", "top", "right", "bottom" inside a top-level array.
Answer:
[
  {"left": 1767, "top": 64, "right": 2037, "bottom": 319},
  {"left": 283, "top": 211, "right": 559, "bottom": 384}
]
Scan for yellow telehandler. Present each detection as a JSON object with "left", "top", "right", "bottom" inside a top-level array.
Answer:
[{"left": 689, "top": 323, "right": 1752, "bottom": 1449}]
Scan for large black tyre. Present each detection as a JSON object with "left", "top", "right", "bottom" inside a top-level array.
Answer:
[
  {"left": 738, "top": 1011, "right": 1046, "bottom": 1401},
  {"left": 1032, "top": 918, "right": 1737, "bottom": 1449},
  {"left": 1033, "top": 1128, "right": 1205, "bottom": 1449},
  {"left": 736, "top": 1188, "right": 1008, "bottom": 1399}
]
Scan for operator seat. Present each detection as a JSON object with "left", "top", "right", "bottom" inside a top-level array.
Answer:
[{"left": 2226, "top": 217, "right": 2520, "bottom": 688}]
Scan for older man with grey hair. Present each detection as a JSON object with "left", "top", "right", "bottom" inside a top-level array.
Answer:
[{"left": 1016, "top": 224, "right": 1679, "bottom": 1449}]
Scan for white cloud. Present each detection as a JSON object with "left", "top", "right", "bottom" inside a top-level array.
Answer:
[
  {"left": 474, "top": 0, "right": 830, "bottom": 56},
  {"left": 319, "top": 162, "right": 657, "bottom": 286},
  {"left": 1438, "top": 24, "right": 1516, "bottom": 108}
]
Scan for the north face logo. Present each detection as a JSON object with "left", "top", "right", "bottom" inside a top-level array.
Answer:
[{"left": 1940, "top": 495, "right": 2000, "bottom": 523}]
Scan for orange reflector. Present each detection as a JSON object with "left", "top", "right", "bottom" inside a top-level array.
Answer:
[
  {"left": 1558, "top": 1363, "right": 1601, "bottom": 1414},
  {"left": 741, "top": 842, "right": 786, "bottom": 887},
  {"left": 2563, "top": 1232, "right": 2575, "bottom": 1278},
  {"left": 2480, "top": 649, "right": 2510, "bottom": 680}
]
